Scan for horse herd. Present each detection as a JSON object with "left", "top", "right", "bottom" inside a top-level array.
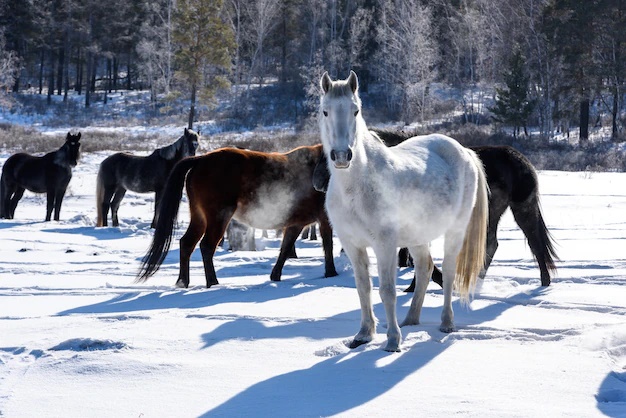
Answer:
[{"left": 0, "top": 72, "right": 558, "bottom": 351}]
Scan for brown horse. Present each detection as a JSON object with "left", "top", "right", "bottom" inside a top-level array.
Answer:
[{"left": 137, "top": 144, "right": 338, "bottom": 288}]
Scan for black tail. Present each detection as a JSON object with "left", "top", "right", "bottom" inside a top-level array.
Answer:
[
  {"left": 0, "top": 177, "right": 5, "bottom": 219},
  {"left": 511, "top": 193, "right": 559, "bottom": 285},
  {"left": 136, "top": 158, "right": 198, "bottom": 281}
]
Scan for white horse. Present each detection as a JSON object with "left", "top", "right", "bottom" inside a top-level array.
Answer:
[{"left": 319, "top": 71, "right": 488, "bottom": 352}]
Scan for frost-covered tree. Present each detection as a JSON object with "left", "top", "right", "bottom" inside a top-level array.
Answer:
[
  {"left": 0, "top": 32, "right": 19, "bottom": 107},
  {"left": 376, "top": 0, "right": 438, "bottom": 122},
  {"left": 137, "top": 0, "right": 175, "bottom": 106},
  {"left": 243, "top": 0, "right": 281, "bottom": 86}
]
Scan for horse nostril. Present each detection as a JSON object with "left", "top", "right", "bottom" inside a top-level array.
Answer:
[
  {"left": 347, "top": 149, "right": 353, "bottom": 161},
  {"left": 330, "top": 150, "right": 337, "bottom": 161}
]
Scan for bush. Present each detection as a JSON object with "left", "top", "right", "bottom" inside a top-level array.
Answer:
[{"left": 0, "top": 124, "right": 171, "bottom": 154}]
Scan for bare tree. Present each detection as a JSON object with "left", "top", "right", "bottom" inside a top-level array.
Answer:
[
  {"left": 137, "top": 0, "right": 176, "bottom": 107},
  {"left": 243, "top": 0, "right": 282, "bottom": 87},
  {"left": 0, "top": 32, "right": 19, "bottom": 108},
  {"left": 376, "top": 0, "right": 438, "bottom": 122}
]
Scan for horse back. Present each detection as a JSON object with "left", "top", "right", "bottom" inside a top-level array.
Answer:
[
  {"left": 2, "top": 153, "right": 54, "bottom": 193},
  {"left": 186, "top": 146, "right": 325, "bottom": 230},
  {"left": 99, "top": 152, "right": 169, "bottom": 193},
  {"left": 471, "top": 145, "right": 537, "bottom": 204}
]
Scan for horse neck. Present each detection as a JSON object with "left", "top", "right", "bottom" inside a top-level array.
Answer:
[
  {"left": 53, "top": 145, "right": 71, "bottom": 168},
  {"left": 350, "top": 118, "right": 382, "bottom": 167}
]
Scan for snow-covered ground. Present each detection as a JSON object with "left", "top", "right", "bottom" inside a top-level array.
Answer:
[{"left": 1, "top": 150, "right": 625, "bottom": 417}]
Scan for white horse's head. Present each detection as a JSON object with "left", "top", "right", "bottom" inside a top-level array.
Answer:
[{"left": 319, "top": 71, "right": 362, "bottom": 169}]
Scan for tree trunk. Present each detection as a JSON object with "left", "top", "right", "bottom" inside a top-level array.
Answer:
[
  {"left": 612, "top": 84, "right": 619, "bottom": 140},
  {"left": 188, "top": 83, "right": 196, "bottom": 129},
  {"left": 579, "top": 98, "right": 589, "bottom": 142},
  {"left": 47, "top": 50, "right": 55, "bottom": 105},
  {"left": 104, "top": 58, "right": 111, "bottom": 105},
  {"left": 76, "top": 48, "right": 83, "bottom": 95},
  {"left": 63, "top": 33, "right": 70, "bottom": 101},
  {"left": 56, "top": 47, "right": 64, "bottom": 95},
  {"left": 85, "top": 52, "right": 92, "bottom": 107},
  {"left": 127, "top": 52, "right": 132, "bottom": 90},
  {"left": 113, "top": 56, "right": 118, "bottom": 91},
  {"left": 38, "top": 49, "right": 45, "bottom": 94}
]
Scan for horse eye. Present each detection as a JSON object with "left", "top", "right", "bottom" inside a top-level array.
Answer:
[
  {"left": 354, "top": 110, "right": 359, "bottom": 116},
  {"left": 323, "top": 111, "right": 328, "bottom": 117}
]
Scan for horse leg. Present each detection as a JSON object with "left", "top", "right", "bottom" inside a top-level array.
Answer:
[
  {"left": 110, "top": 188, "right": 126, "bottom": 227},
  {"left": 510, "top": 195, "right": 553, "bottom": 286},
  {"left": 401, "top": 245, "right": 434, "bottom": 327},
  {"left": 318, "top": 215, "right": 337, "bottom": 277},
  {"left": 52, "top": 187, "right": 67, "bottom": 221},
  {"left": 151, "top": 189, "right": 162, "bottom": 228},
  {"left": 8, "top": 187, "right": 24, "bottom": 219},
  {"left": 271, "top": 225, "right": 303, "bottom": 281},
  {"left": 440, "top": 232, "right": 465, "bottom": 333},
  {"left": 45, "top": 189, "right": 55, "bottom": 221},
  {"left": 2, "top": 182, "right": 17, "bottom": 219},
  {"left": 373, "top": 244, "right": 402, "bottom": 352},
  {"left": 198, "top": 214, "right": 233, "bottom": 288},
  {"left": 99, "top": 186, "right": 117, "bottom": 227},
  {"left": 405, "top": 192, "right": 508, "bottom": 293},
  {"left": 342, "top": 242, "right": 375, "bottom": 349},
  {"left": 398, "top": 247, "right": 412, "bottom": 267},
  {"left": 176, "top": 216, "right": 207, "bottom": 288},
  {"left": 480, "top": 189, "right": 509, "bottom": 280}
]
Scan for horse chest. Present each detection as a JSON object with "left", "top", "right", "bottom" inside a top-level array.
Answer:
[{"left": 233, "top": 183, "right": 297, "bottom": 230}]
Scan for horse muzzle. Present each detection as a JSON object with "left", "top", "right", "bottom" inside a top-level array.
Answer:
[{"left": 330, "top": 149, "right": 353, "bottom": 169}]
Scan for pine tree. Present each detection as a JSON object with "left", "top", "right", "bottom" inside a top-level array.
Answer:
[
  {"left": 173, "top": 0, "right": 235, "bottom": 129},
  {"left": 490, "top": 50, "right": 535, "bottom": 137}
]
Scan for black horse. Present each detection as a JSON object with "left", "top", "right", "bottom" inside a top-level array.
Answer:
[
  {"left": 96, "top": 128, "right": 200, "bottom": 228},
  {"left": 1, "top": 132, "right": 81, "bottom": 221},
  {"left": 313, "top": 129, "right": 558, "bottom": 289}
]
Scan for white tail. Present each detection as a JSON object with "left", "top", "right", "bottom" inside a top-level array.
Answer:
[{"left": 454, "top": 150, "right": 488, "bottom": 302}]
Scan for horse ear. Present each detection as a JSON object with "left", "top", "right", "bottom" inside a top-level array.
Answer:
[
  {"left": 184, "top": 127, "right": 189, "bottom": 136},
  {"left": 320, "top": 72, "right": 332, "bottom": 94},
  {"left": 197, "top": 130, "right": 201, "bottom": 136},
  {"left": 76, "top": 132, "right": 81, "bottom": 141},
  {"left": 348, "top": 71, "right": 358, "bottom": 94}
]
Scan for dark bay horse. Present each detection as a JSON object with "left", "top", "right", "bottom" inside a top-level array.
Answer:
[
  {"left": 313, "top": 128, "right": 558, "bottom": 290},
  {"left": 137, "top": 144, "right": 338, "bottom": 288},
  {"left": 96, "top": 128, "right": 200, "bottom": 228},
  {"left": 1, "top": 132, "right": 81, "bottom": 221}
]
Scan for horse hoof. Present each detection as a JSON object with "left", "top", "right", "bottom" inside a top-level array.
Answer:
[
  {"left": 325, "top": 270, "right": 338, "bottom": 278},
  {"left": 348, "top": 339, "right": 370, "bottom": 349},
  {"left": 541, "top": 280, "right": 551, "bottom": 286},
  {"left": 383, "top": 344, "right": 401, "bottom": 353},
  {"left": 175, "top": 280, "right": 188, "bottom": 288},
  {"left": 403, "top": 284, "right": 415, "bottom": 293},
  {"left": 439, "top": 325, "right": 456, "bottom": 333},
  {"left": 269, "top": 276, "right": 281, "bottom": 282}
]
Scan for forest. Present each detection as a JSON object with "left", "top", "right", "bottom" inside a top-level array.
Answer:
[{"left": 0, "top": 0, "right": 625, "bottom": 144}]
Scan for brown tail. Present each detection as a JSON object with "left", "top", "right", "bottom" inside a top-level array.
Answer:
[{"left": 455, "top": 150, "right": 488, "bottom": 302}]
